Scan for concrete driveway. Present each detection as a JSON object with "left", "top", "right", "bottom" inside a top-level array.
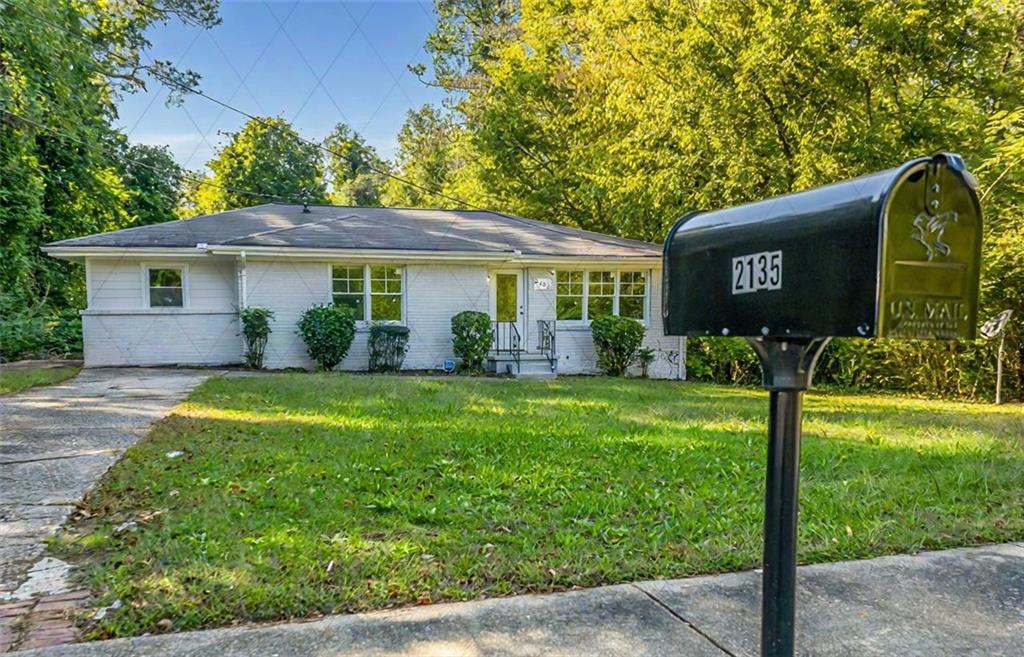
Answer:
[{"left": 0, "top": 368, "right": 218, "bottom": 601}]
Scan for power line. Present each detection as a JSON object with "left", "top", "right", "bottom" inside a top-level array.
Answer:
[
  {"left": 148, "top": 72, "right": 488, "bottom": 211},
  {"left": 3, "top": 0, "right": 491, "bottom": 213},
  {"left": 0, "top": 107, "right": 305, "bottom": 206}
]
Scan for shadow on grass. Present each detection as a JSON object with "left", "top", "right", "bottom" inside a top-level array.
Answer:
[{"left": 59, "top": 373, "right": 1024, "bottom": 638}]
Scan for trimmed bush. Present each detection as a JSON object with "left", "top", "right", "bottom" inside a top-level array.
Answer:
[
  {"left": 451, "top": 310, "right": 492, "bottom": 372},
  {"left": 591, "top": 315, "right": 646, "bottom": 376},
  {"left": 238, "top": 307, "right": 274, "bottom": 369},
  {"left": 368, "top": 324, "right": 410, "bottom": 372},
  {"left": 296, "top": 304, "right": 356, "bottom": 371}
]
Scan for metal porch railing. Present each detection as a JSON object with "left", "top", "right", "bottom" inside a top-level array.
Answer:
[
  {"left": 491, "top": 320, "right": 521, "bottom": 374},
  {"left": 537, "top": 319, "right": 556, "bottom": 372}
]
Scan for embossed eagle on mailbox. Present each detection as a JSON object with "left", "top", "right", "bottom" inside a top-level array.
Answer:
[{"left": 912, "top": 210, "right": 958, "bottom": 261}]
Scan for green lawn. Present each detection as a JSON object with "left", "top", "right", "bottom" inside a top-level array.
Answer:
[
  {"left": 0, "top": 364, "right": 80, "bottom": 395},
  {"left": 58, "top": 374, "right": 1024, "bottom": 638}
]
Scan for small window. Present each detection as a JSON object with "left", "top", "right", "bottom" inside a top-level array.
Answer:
[
  {"left": 618, "top": 271, "right": 647, "bottom": 320},
  {"left": 332, "top": 265, "right": 365, "bottom": 320},
  {"left": 148, "top": 268, "right": 183, "bottom": 307},
  {"left": 587, "top": 271, "right": 615, "bottom": 320},
  {"left": 556, "top": 271, "right": 584, "bottom": 320},
  {"left": 370, "top": 266, "right": 402, "bottom": 321}
]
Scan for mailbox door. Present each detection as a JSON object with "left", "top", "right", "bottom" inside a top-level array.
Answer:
[{"left": 877, "top": 156, "right": 981, "bottom": 340}]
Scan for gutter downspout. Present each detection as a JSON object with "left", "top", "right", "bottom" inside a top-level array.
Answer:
[{"left": 239, "top": 251, "right": 248, "bottom": 309}]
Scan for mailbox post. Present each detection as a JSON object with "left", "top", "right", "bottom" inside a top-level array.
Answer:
[{"left": 663, "top": 153, "right": 982, "bottom": 657}]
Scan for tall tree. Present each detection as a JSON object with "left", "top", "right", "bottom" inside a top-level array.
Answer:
[
  {"left": 419, "top": 0, "right": 1023, "bottom": 240},
  {"left": 382, "top": 105, "right": 485, "bottom": 208},
  {"left": 418, "top": 0, "right": 520, "bottom": 92},
  {"left": 411, "top": 0, "right": 1024, "bottom": 398},
  {"left": 188, "top": 117, "right": 328, "bottom": 214},
  {"left": 0, "top": 0, "right": 220, "bottom": 307},
  {"left": 118, "top": 143, "right": 183, "bottom": 226},
  {"left": 324, "top": 123, "right": 387, "bottom": 206}
]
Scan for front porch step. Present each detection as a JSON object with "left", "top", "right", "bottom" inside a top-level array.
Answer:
[{"left": 487, "top": 352, "right": 557, "bottom": 378}]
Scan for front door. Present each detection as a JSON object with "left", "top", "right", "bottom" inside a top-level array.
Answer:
[{"left": 491, "top": 270, "right": 525, "bottom": 349}]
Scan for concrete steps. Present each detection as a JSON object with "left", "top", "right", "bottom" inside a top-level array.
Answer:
[{"left": 487, "top": 352, "right": 556, "bottom": 379}]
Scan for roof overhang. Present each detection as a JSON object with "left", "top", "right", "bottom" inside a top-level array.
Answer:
[
  {"left": 41, "top": 246, "right": 220, "bottom": 263},
  {"left": 44, "top": 244, "right": 661, "bottom": 268}
]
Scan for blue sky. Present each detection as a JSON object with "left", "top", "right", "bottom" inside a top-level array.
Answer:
[{"left": 116, "top": 0, "right": 445, "bottom": 172}]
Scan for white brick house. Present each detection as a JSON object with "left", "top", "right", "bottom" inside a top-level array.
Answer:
[{"left": 44, "top": 204, "right": 684, "bottom": 378}]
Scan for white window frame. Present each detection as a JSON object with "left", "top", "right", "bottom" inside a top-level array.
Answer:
[
  {"left": 141, "top": 263, "right": 189, "bottom": 309},
  {"left": 328, "top": 264, "right": 406, "bottom": 325},
  {"left": 616, "top": 270, "right": 649, "bottom": 322},
  {"left": 330, "top": 265, "right": 367, "bottom": 321},
  {"left": 555, "top": 269, "right": 650, "bottom": 326},
  {"left": 554, "top": 270, "right": 586, "bottom": 324}
]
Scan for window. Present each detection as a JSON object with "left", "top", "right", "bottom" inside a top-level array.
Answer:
[
  {"left": 329, "top": 265, "right": 404, "bottom": 322},
  {"left": 587, "top": 271, "right": 615, "bottom": 320},
  {"left": 618, "top": 271, "right": 647, "bottom": 319},
  {"left": 332, "top": 266, "right": 365, "bottom": 320},
  {"left": 370, "top": 266, "right": 403, "bottom": 321},
  {"left": 147, "top": 267, "right": 184, "bottom": 307},
  {"left": 555, "top": 270, "right": 649, "bottom": 323},
  {"left": 556, "top": 271, "right": 584, "bottom": 320}
]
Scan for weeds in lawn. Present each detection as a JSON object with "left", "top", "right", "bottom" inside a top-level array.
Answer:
[
  {"left": 55, "top": 375, "right": 1024, "bottom": 638},
  {"left": 0, "top": 365, "right": 80, "bottom": 395}
]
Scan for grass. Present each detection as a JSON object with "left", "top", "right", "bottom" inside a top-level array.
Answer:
[
  {"left": 56, "top": 374, "right": 1024, "bottom": 638},
  {"left": 0, "top": 364, "right": 80, "bottom": 395}
]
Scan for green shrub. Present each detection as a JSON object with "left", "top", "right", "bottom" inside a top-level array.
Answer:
[
  {"left": 0, "top": 295, "right": 82, "bottom": 361},
  {"left": 296, "top": 304, "right": 356, "bottom": 371},
  {"left": 685, "top": 336, "right": 761, "bottom": 384},
  {"left": 0, "top": 313, "right": 47, "bottom": 360},
  {"left": 451, "top": 310, "right": 492, "bottom": 372},
  {"left": 636, "top": 347, "right": 656, "bottom": 378},
  {"left": 368, "top": 324, "right": 410, "bottom": 372},
  {"left": 50, "top": 308, "right": 83, "bottom": 355},
  {"left": 238, "top": 307, "right": 274, "bottom": 369},
  {"left": 685, "top": 335, "right": 1015, "bottom": 401},
  {"left": 591, "top": 315, "right": 646, "bottom": 376}
]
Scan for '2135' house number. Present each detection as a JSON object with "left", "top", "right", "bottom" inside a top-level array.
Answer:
[{"left": 731, "top": 250, "right": 782, "bottom": 294}]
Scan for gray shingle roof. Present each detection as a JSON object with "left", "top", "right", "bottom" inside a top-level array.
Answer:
[{"left": 47, "top": 204, "right": 660, "bottom": 259}]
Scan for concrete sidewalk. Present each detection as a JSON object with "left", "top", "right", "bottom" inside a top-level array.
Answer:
[
  {"left": 1, "top": 368, "right": 217, "bottom": 602},
  {"left": 17, "top": 542, "right": 1024, "bottom": 657}
]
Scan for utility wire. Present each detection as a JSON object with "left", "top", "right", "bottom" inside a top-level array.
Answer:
[
  {"left": 147, "top": 72, "right": 488, "bottom": 211},
  {"left": 0, "top": 107, "right": 306, "bottom": 206},
  {"left": 4, "top": 0, "right": 491, "bottom": 212}
]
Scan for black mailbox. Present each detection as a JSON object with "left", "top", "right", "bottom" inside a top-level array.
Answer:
[
  {"left": 660, "top": 153, "right": 983, "bottom": 657},
  {"left": 663, "top": 152, "right": 982, "bottom": 341}
]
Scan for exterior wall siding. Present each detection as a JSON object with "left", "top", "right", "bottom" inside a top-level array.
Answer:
[
  {"left": 82, "top": 257, "right": 241, "bottom": 366},
  {"left": 526, "top": 267, "right": 682, "bottom": 379},
  {"left": 244, "top": 260, "right": 330, "bottom": 370},
  {"left": 403, "top": 264, "right": 489, "bottom": 369},
  {"left": 81, "top": 256, "right": 682, "bottom": 379},
  {"left": 246, "top": 261, "right": 491, "bottom": 371}
]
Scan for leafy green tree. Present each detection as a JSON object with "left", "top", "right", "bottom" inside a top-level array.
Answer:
[
  {"left": 191, "top": 117, "right": 328, "bottom": 213},
  {"left": 415, "top": 0, "right": 1024, "bottom": 398},
  {"left": 118, "top": 143, "right": 183, "bottom": 226},
  {"left": 419, "top": 0, "right": 1022, "bottom": 240},
  {"left": 0, "top": 0, "right": 219, "bottom": 309},
  {"left": 418, "top": 0, "right": 520, "bottom": 92},
  {"left": 382, "top": 105, "right": 486, "bottom": 207},
  {"left": 324, "top": 123, "right": 387, "bottom": 206}
]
